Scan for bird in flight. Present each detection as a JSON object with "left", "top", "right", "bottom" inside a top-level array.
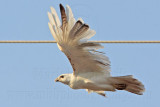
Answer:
[{"left": 48, "top": 4, "right": 145, "bottom": 97}]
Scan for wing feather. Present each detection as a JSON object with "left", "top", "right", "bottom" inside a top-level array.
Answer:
[
  {"left": 50, "top": 7, "right": 61, "bottom": 27},
  {"left": 48, "top": 4, "right": 111, "bottom": 76},
  {"left": 48, "top": 23, "right": 58, "bottom": 41},
  {"left": 60, "top": 4, "right": 67, "bottom": 30},
  {"left": 74, "top": 24, "right": 89, "bottom": 38},
  {"left": 78, "top": 42, "right": 103, "bottom": 49},
  {"left": 69, "top": 21, "right": 83, "bottom": 39}
]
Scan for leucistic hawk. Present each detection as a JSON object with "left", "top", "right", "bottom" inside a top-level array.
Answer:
[{"left": 48, "top": 4, "right": 145, "bottom": 97}]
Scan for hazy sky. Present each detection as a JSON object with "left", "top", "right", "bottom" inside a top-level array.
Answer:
[{"left": 0, "top": 0, "right": 160, "bottom": 107}]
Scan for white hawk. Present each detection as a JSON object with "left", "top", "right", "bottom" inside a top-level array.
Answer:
[{"left": 48, "top": 4, "right": 145, "bottom": 97}]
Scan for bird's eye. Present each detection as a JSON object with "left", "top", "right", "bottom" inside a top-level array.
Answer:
[{"left": 60, "top": 75, "right": 64, "bottom": 78}]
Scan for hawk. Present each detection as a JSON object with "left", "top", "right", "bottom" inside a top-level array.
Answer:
[{"left": 47, "top": 4, "right": 145, "bottom": 97}]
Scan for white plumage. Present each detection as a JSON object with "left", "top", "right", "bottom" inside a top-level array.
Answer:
[{"left": 48, "top": 4, "right": 145, "bottom": 97}]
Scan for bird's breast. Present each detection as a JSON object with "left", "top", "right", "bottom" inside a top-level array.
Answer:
[{"left": 69, "top": 76, "right": 86, "bottom": 89}]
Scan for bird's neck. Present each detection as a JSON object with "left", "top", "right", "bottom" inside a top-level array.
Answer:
[{"left": 63, "top": 73, "right": 73, "bottom": 85}]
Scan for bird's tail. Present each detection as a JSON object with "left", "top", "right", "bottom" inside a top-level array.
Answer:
[{"left": 109, "top": 75, "right": 145, "bottom": 95}]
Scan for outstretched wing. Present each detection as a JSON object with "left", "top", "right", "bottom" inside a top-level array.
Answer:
[{"left": 48, "top": 4, "right": 110, "bottom": 76}]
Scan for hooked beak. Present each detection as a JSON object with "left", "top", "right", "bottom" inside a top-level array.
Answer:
[{"left": 55, "top": 78, "right": 59, "bottom": 82}]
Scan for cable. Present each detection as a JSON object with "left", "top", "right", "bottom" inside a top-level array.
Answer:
[{"left": 0, "top": 40, "right": 160, "bottom": 43}]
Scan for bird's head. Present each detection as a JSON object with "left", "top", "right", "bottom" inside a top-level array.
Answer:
[{"left": 55, "top": 74, "right": 72, "bottom": 85}]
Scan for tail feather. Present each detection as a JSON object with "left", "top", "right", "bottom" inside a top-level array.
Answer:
[{"left": 110, "top": 75, "right": 145, "bottom": 95}]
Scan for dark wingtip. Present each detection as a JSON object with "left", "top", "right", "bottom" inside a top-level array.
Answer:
[
  {"left": 84, "top": 24, "right": 89, "bottom": 28},
  {"left": 59, "top": 3, "right": 63, "bottom": 8},
  {"left": 59, "top": 3, "right": 67, "bottom": 30},
  {"left": 77, "top": 20, "right": 83, "bottom": 25},
  {"left": 59, "top": 4, "right": 65, "bottom": 11}
]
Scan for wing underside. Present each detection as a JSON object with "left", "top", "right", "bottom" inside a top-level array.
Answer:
[{"left": 48, "top": 4, "right": 110, "bottom": 76}]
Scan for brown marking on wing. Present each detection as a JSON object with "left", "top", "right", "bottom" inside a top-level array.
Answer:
[
  {"left": 59, "top": 4, "right": 67, "bottom": 30},
  {"left": 78, "top": 42, "right": 101, "bottom": 48},
  {"left": 69, "top": 20, "right": 83, "bottom": 39},
  {"left": 95, "top": 60, "right": 110, "bottom": 66},
  {"left": 74, "top": 24, "right": 89, "bottom": 38},
  {"left": 66, "top": 55, "right": 76, "bottom": 73}
]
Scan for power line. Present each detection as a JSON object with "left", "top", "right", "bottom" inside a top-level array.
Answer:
[{"left": 0, "top": 40, "right": 160, "bottom": 43}]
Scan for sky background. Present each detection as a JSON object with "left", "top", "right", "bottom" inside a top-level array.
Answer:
[{"left": 0, "top": 0, "right": 160, "bottom": 107}]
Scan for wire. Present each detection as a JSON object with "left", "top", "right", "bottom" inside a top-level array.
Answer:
[{"left": 0, "top": 40, "right": 160, "bottom": 43}]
